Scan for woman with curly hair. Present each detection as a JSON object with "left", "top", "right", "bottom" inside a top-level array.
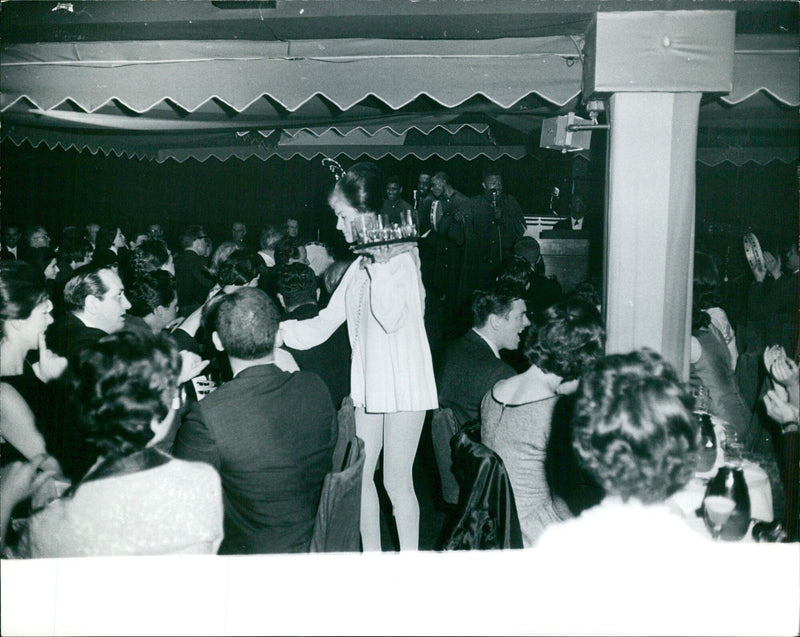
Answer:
[
  {"left": 480, "top": 298, "right": 605, "bottom": 546},
  {"left": 537, "top": 349, "right": 705, "bottom": 548},
  {"left": 10, "top": 330, "right": 223, "bottom": 557}
]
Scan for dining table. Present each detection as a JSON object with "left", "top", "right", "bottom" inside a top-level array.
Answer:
[{"left": 667, "top": 416, "right": 774, "bottom": 541}]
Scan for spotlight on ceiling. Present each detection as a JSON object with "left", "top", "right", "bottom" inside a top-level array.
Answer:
[{"left": 539, "top": 113, "right": 593, "bottom": 153}]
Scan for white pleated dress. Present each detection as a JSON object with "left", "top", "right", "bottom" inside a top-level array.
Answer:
[{"left": 280, "top": 248, "right": 438, "bottom": 414}]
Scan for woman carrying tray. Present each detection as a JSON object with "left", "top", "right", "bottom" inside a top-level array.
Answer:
[{"left": 280, "top": 162, "right": 437, "bottom": 551}]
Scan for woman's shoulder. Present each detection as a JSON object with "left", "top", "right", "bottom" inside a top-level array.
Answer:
[{"left": 491, "top": 368, "right": 558, "bottom": 406}]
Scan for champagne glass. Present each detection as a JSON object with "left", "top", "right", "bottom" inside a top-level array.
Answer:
[
  {"left": 703, "top": 495, "right": 735, "bottom": 540},
  {"left": 702, "top": 466, "right": 751, "bottom": 541}
]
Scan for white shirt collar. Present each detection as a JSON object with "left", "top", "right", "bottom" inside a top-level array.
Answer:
[
  {"left": 572, "top": 217, "right": 584, "bottom": 230},
  {"left": 472, "top": 328, "right": 501, "bottom": 359}
]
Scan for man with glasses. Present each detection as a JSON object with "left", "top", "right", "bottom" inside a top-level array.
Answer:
[{"left": 173, "top": 225, "right": 214, "bottom": 317}]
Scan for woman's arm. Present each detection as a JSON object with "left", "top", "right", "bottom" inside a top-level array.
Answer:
[
  {"left": 280, "top": 261, "right": 354, "bottom": 350},
  {"left": 0, "top": 383, "right": 47, "bottom": 459}
]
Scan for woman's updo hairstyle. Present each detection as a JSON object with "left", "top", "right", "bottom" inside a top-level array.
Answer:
[
  {"left": 524, "top": 298, "right": 605, "bottom": 380},
  {"left": 335, "top": 162, "right": 384, "bottom": 214},
  {"left": 70, "top": 330, "right": 180, "bottom": 471},
  {"left": 132, "top": 239, "right": 171, "bottom": 277},
  {"left": 216, "top": 250, "right": 260, "bottom": 287},
  {"left": 0, "top": 260, "right": 48, "bottom": 334}
]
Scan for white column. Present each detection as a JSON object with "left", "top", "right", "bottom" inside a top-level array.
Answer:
[{"left": 603, "top": 92, "right": 701, "bottom": 378}]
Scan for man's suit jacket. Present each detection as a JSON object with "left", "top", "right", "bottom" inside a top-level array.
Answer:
[
  {"left": 1, "top": 247, "right": 18, "bottom": 261},
  {"left": 283, "top": 303, "right": 351, "bottom": 409},
  {"left": 437, "top": 329, "right": 516, "bottom": 428},
  {"left": 45, "top": 312, "right": 107, "bottom": 362},
  {"left": 172, "top": 364, "right": 337, "bottom": 555},
  {"left": 173, "top": 249, "right": 214, "bottom": 317}
]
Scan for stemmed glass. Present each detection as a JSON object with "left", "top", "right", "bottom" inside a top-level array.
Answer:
[
  {"left": 702, "top": 465, "right": 751, "bottom": 541},
  {"left": 703, "top": 495, "right": 736, "bottom": 540}
]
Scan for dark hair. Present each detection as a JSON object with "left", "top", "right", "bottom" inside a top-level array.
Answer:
[
  {"left": 95, "top": 226, "right": 121, "bottom": 253},
  {"left": 274, "top": 237, "right": 304, "bottom": 269},
  {"left": 70, "top": 330, "right": 180, "bottom": 470},
  {"left": 572, "top": 349, "right": 698, "bottom": 503},
  {"left": 568, "top": 281, "right": 601, "bottom": 309},
  {"left": 323, "top": 260, "right": 352, "bottom": 296},
  {"left": 62, "top": 263, "right": 111, "bottom": 312},
  {"left": 259, "top": 226, "right": 283, "bottom": 251},
  {"left": 524, "top": 299, "right": 605, "bottom": 380},
  {"left": 23, "top": 225, "right": 48, "bottom": 247},
  {"left": 496, "top": 256, "right": 534, "bottom": 299},
  {"left": 385, "top": 174, "right": 402, "bottom": 188},
  {"left": 512, "top": 236, "right": 542, "bottom": 268},
  {"left": 432, "top": 171, "right": 451, "bottom": 186},
  {"left": 335, "top": 162, "right": 384, "bottom": 214},
  {"left": 470, "top": 288, "right": 520, "bottom": 329},
  {"left": 216, "top": 250, "right": 260, "bottom": 287},
  {"left": 179, "top": 225, "right": 207, "bottom": 250},
  {"left": 208, "top": 241, "right": 240, "bottom": 279},
  {"left": 482, "top": 164, "right": 502, "bottom": 181},
  {"left": 693, "top": 252, "right": 722, "bottom": 311},
  {"left": 127, "top": 271, "right": 176, "bottom": 318},
  {"left": 0, "top": 261, "right": 48, "bottom": 334},
  {"left": 277, "top": 262, "right": 318, "bottom": 308},
  {"left": 214, "top": 287, "right": 279, "bottom": 360},
  {"left": 57, "top": 238, "right": 93, "bottom": 270},
  {"left": 23, "top": 247, "right": 56, "bottom": 278},
  {"left": 132, "top": 239, "right": 171, "bottom": 277}
]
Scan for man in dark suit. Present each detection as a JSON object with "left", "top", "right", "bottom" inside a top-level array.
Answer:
[
  {"left": 553, "top": 193, "right": 603, "bottom": 276},
  {"left": 46, "top": 263, "right": 132, "bottom": 362},
  {"left": 277, "top": 262, "right": 351, "bottom": 409},
  {"left": 173, "top": 287, "right": 337, "bottom": 554},
  {"left": 463, "top": 166, "right": 526, "bottom": 298},
  {"left": 1, "top": 225, "right": 20, "bottom": 260},
  {"left": 173, "top": 225, "right": 214, "bottom": 317},
  {"left": 437, "top": 288, "right": 530, "bottom": 428}
]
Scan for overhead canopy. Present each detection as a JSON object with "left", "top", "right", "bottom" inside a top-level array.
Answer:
[{"left": 1, "top": 2, "right": 797, "bottom": 165}]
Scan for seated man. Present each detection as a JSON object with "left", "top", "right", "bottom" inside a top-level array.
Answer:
[
  {"left": 172, "top": 287, "right": 337, "bottom": 554},
  {"left": 277, "top": 263, "right": 351, "bottom": 409},
  {"left": 124, "top": 270, "right": 179, "bottom": 335},
  {"left": 46, "top": 263, "right": 132, "bottom": 362},
  {"left": 512, "top": 236, "right": 564, "bottom": 323},
  {"left": 437, "top": 288, "right": 530, "bottom": 428}
]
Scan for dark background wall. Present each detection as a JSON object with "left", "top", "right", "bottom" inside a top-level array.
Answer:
[{"left": 1, "top": 140, "right": 796, "bottom": 268}]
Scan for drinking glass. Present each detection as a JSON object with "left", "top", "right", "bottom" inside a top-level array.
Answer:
[
  {"left": 400, "top": 209, "right": 419, "bottom": 238},
  {"left": 692, "top": 385, "right": 711, "bottom": 413},
  {"left": 703, "top": 465, "right": 751, "bottom": 541},
  {"left": 723, "top": 430, "right": 744, "bottom": 467},
  {"left": 703, "top": 495, "right": 735, "bottom": 540},
  {"left": 695, "top": 412, "right": 717, "bottom": 473},
  {"left": 351, "top": 213, "right": 378, "bottom": 245}
]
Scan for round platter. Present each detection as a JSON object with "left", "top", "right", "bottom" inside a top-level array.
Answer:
[{"left": 742, "top": 232, "right": 765, "bottom": 273}]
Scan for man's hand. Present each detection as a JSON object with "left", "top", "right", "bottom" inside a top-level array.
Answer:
[
  {"left": 764, "top": 390, "right": 799, "bottom": 432},
  {"left": 178, "top": 350, "right": 210, "bottom": 385},
  {"left": 32, "top": 333, "right": 67, "bottom": 383},
  {"left": 763, "top": 344, "right": 785, "bottom": 374},
  {"left": 771, "top": 356, "right": 799, "bottom": 389},
  {"left": 764, "top": 251, "right": 782, "bottom": 280},
  {"left": 750, "top": 257, "right": 767, "bottom": 282}
]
